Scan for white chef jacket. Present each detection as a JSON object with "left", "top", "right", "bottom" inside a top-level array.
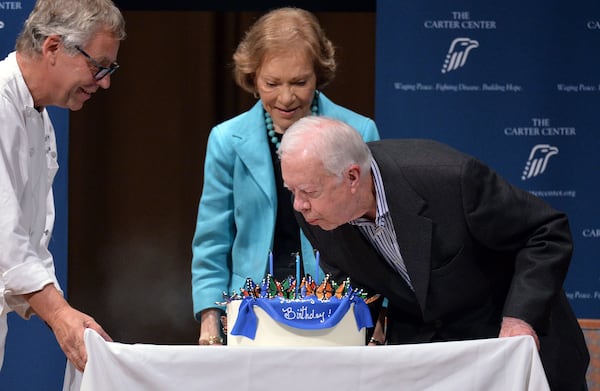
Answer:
[{"left": 0, "top": 52, "right": 63, "bottom": 324}]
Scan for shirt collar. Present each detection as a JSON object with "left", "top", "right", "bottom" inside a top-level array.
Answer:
[{"left": 350, "top": 158, "right": 388, "bottom": 227}]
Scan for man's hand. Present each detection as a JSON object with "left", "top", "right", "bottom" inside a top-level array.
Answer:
[
  {"left": 499, "top": 316, "right": 539, "bottom": 350},
  {"left": 24, "top": 284, "right": 112, "bottom": 371},
  {"left": 47, "top": 306, "right": 112, "bottom": 371}
]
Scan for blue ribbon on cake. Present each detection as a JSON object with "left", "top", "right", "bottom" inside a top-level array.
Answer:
[{"left": 230, "top": 296, "right": 373, "bottom": 340}]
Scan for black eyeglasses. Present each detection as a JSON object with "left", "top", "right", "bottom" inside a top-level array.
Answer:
[{"left": 75, "top": 46, "right": 119, "bottom": 81}]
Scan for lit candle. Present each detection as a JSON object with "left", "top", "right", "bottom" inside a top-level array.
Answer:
[
  {"left": 295, "top": 253, "right": 300, "bottom": 299},
  {"left": 269, "top": 251, "right": 274, "bottom": 276},
  {"left": 315, "top": 250, "right": 320, "bottom": 283}
]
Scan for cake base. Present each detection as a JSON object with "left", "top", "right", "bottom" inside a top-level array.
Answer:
[{"left": 226, "top": 299, "right": 365, "bottom": 346}]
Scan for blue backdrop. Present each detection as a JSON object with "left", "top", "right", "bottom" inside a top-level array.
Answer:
[
  {"left": 0, "top": 1, "right": 70, "bottom": 389},
  {"left": 375, "top": 1, "right": 600, "bottom": 319}
]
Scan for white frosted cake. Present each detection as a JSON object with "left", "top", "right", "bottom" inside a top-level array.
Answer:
[{"left": 224, "top": 275, "right": 373, "bottom": 346}]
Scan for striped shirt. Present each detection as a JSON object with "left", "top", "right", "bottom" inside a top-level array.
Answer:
[{"left": 350, "top": 159, "right": 413, "bottom": 289}]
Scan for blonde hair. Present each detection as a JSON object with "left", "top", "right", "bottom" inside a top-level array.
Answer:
[{"left": 232, "top": 7, "right": 336, "bottom": 94}]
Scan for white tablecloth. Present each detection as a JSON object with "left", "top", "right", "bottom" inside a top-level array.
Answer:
[{"left": 63, "top": 329, "right": 549, "bottom": 391}]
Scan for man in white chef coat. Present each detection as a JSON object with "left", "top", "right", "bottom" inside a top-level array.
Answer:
[{"left": 0, "top": 0, "right": 125, "bottom": 372}]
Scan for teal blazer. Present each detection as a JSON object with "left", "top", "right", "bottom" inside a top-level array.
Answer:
[{"left": 191, "top": 93, "right": 380, "bottom": 319}]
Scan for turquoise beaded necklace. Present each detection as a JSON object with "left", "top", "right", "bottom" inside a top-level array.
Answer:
[{"left": 265, "top": 92, "right": 319, "bottom": 150}]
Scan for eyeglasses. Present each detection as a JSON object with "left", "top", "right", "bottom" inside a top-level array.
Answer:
[{"left": 75, "top": 46, "right": 119, "bottom": 81}]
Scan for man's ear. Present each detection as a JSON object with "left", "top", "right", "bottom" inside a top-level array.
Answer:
[
  {"left": 42, "top": 35, "right": 62, "bottom": 64},
  {"left": 346, "top": 164, "right": 361, "bottom": 186}
]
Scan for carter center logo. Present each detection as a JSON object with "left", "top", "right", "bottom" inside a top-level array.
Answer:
[
  {"left": 441, "top": 37, "right": 479, "bottom": 74},
  {"left": 521, "top": 144, "right": 559, "bottom": 180}
]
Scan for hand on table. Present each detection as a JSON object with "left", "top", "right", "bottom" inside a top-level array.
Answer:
[
  {"left": 49, "top": 306, "right": 112, "bottom": 371},
  {"left": 198, "top": 308, "right": 225, "bottom": 346},
  {"left": 25, "top": 284, "right": 112, "bottom": 371},
  {"left": 499, "top": 316, "right": 539, "bottom": 350},
  {"left": 368, "top": 307, "right": 386, "bottom": 346}
]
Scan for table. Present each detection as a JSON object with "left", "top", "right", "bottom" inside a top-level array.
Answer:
[{"left": 63, "top": 329, "right": 549, "bottom": 391}]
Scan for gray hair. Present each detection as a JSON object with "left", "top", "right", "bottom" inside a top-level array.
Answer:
[
  {"left": 279, "top": 116, "right": 372, "bottom": 178},
  {"left": 16, "top": 0, "right": 126, "bottom": 56}
]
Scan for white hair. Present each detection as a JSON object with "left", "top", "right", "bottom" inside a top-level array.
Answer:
[{"left": 278, "top": 116, "right": 372, "bottom": 177}]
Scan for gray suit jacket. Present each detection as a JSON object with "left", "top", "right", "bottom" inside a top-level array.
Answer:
[{"left": 297, "top": 139, "right": 589, "bottom": 391}]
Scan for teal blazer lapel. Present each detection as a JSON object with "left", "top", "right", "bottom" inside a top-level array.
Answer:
[{"left": 232, "top": 101, "right": 277, "bottom": 205}]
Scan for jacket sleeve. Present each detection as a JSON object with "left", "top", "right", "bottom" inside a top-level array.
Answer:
[
  {"left": 460, "top": 157, "right": 573, "bottom": 333},
  {"left": 191, "top": 126, "right": 235, "bottom": 319},
  {"left": 0, "top": 94, "right": 60, "bottom": 319}
]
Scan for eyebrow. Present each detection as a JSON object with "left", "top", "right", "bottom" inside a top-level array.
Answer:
[
  {"left": 86, "top": 51, "right": 116, "bottom": 67},
  {"left": 260, "top": 72, "right": 313, "bottom": 82},
  {"left": 97, "top": 56, "right": 117, "bottom": 66}
]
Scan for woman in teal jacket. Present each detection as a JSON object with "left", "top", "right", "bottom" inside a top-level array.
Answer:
[{"left": 191, "top": 7, "right": 380, "bottom": 345}]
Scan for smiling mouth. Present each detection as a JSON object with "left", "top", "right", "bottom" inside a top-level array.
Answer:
[
  {"left": 276, "top": 107, "right": 299, "bottom": 115},
  {"left": 80, "top": 87, "right": 94, "bottom": 96}
]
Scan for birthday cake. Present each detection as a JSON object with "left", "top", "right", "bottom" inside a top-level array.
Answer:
[{"left": 224, "top": 274, "right": 373, "bottom": 346}]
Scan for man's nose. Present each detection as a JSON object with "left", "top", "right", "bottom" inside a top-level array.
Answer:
[
  {"left": 293, "top": 194, "right": 309, "bottom": 211},
  {"left": 97, "top": 75, "right": 111, "bottom": 89}
]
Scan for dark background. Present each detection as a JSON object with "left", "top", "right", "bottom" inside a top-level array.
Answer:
[
  {"left": 113, "top": 0, "right": 374, "bottom": 12},
  {"left": 68, "top": 3, "right": 377, "bottom": 344}
]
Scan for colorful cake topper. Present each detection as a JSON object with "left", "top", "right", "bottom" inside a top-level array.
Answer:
[{"left": 220, "top": 273, "right": 370, "bottom": 305}]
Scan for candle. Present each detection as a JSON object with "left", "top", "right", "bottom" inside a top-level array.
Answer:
[
  {"left": 295, "top": 253, "right": 300, "bottom": 299},
  {"left": 315, "top": 250, "right": 320, "bottom": 283},
  {"left": 269, "top": 251, "right": 274, "bottom": 276}
]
